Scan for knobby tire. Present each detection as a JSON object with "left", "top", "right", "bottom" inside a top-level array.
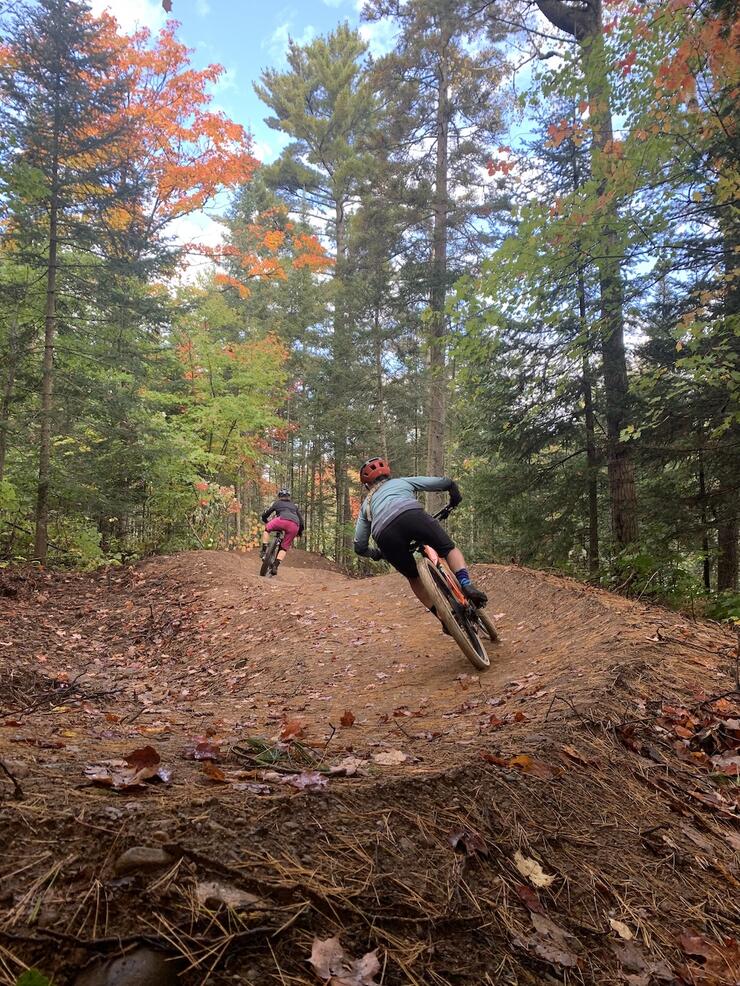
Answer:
[
  {"left": 416, "top": 556, "right": 490, "bottom": 672},
  {"left": 260, "top": 537, "right": 280, "bottom": 577}
]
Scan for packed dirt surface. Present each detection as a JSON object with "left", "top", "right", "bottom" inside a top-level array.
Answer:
[{"left": 1, "top": 551, "right": 738, "bottom": 986}]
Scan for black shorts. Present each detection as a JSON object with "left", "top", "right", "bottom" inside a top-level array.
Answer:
[{"left": 375, "top": 509, "right": 455, "bottom": 580}]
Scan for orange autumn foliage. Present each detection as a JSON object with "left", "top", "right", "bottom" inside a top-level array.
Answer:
[{"left": 90, "top": 16, "right": 257, "bottom": 238}]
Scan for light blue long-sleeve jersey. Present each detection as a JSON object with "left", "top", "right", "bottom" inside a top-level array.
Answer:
[{"left": 353, "top": 476, "right": 453, "bottom": 554}]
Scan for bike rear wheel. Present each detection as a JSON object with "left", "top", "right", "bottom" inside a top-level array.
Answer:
[
  {"left": 260, "top": 536, "right": 280, "bottom": 577},
  {"left": 417, "top": 556, "right": 490, "bottom": 671}
]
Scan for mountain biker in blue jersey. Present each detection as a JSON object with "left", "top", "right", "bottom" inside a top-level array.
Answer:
[{"left": 353, "top": 457, "right": 488, "bottom": 621}]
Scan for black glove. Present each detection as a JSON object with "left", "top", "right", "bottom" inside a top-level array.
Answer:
[
  {"left": 260, "top": 512, "right": 269, "bottom": 523},
  {"left": 368, "top": 547, "right": 383, "bottom": 561},
  {"left": 447, "top": 480, "right": 462, "bottom": 508}
]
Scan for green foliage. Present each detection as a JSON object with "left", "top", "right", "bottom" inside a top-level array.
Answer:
[{"left": 15, "top": 971, "right": 52, "bottom": 986}]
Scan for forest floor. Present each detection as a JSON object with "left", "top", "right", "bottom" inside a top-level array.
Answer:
[{"left": 0, "top": 550, "right": 738, "bottom": 986}]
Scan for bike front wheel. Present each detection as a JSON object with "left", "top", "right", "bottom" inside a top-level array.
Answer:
[{"left": 416, "top": 556, "right": 490, "bottom": 672}]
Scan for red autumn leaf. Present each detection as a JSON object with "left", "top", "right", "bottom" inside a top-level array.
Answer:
[
  {"left": 340, "top": 710, "right": 356, "bottom": 728},
  {"left": 619, "top": 50, "right": 637, "bottom": 76},
  {"left": 124, "top": 745, "right": 160, "bottom": 770},
  {"left": 280, "top": 718, "right": 305, "bottom": 741},
  {"left": 184, "top": 740, "right": 221, "bottom": 761},
  {"left": 480, "top": 751, "right": 510, "bottom": 767},
  {"left": 514, "top": 711, "right": 527, "bottom": 722},
  {"left": 515, "top": 883, "right": 546, "bottom": 915}
]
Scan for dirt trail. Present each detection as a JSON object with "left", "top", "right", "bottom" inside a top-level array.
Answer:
[{"left": 0, "top": 551, "right": 738, "bottom": 986}]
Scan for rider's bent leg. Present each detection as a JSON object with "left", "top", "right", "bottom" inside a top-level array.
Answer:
[{"left": 442, "top": 547, "right": 488, "bottom": 607}]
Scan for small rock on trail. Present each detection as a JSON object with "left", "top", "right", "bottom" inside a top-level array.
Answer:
[{"left": 74, "top": 948, "right": 179, "bottom": 986}]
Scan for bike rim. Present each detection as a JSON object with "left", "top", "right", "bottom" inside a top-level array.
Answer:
[{"left": 428, "top": 564, "right": 487, "bottom": 662}]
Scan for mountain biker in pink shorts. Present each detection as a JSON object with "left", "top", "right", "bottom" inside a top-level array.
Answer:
[
  {"left": 260, "top": 489, "right": 304, "bottom": 574},
  {"left": 353, "top": 457, "right": 487, "bottom": 622}
]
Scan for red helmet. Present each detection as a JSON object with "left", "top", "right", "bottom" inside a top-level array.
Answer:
[{"left": 360, "top": 457, "right": 391, "bottom": 485}]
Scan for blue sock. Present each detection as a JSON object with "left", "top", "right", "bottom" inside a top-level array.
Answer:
[{"left": 456, "top": 567, "right": 471, "bottom": 586}]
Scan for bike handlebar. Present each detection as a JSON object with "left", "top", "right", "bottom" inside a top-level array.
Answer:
[{"left": 434, "top": 503, "right": 456, "bottom": 522}]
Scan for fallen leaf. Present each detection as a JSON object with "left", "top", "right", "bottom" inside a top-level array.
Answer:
[
  {"left": 85, "top": 744, "right": 171, "bottom": 790},
  {"left": 280, "top": 719, "right": 305, "bottom": 741},
  {"left": 515, "top": 883, "right": 546, "bottom": 915},
  {"left": 196, "top": 880, "right": 261, "bottom": 909},
  {"left": 372, "top": 750, "right": 407, "bottom": 766},
  {"left": 480, "top": 752, "right": 510, "bottom": 766},
  {"left": 610, "top": 941, "right": 673, "bottom": 981},
  {"left": 448, "top": 827, "right": 488, "bottom": 856},
  {"left": 280, "top": 770, "right": 327, "bottom": 791},
  {"left": 329, "top": 756, "right": 365, "bottom": 777},
  {"left": 184, "top": 740, "right": 221, "bottom": 761},
  {"left": 679, "top": 930, "right": 740, "bottom": 980},
  {"left": 202, "top": 761, "right": 228, "bottom": 783},
  {"left": 309, "top": 936, "right": 380, "bottom": 985},
  {"left": 610, "top": 918, "right": 634, "bottom": 940},
  {"left": 340, "top": 710, "right": 356, "bottom": 728},
  {"left": 514, "top": 850, "right": 555, "bottom": 888},
  {"left": 508, "top": 754, "right": 562, "bottom": 780}
]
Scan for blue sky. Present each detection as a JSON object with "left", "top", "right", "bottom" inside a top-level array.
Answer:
[
  {"left": 91, "top": 0, "right": 396, "bottom": 163},
  {"left": 88, "top": 0, "right": 397, "bottom": 264}
]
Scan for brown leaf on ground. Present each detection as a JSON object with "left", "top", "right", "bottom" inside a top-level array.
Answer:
[
  {"left": 448, "top": 827, "right": 488, "bottom": 856},
  {"left": 515, "top": 883, "right": 546, "bottom": 915},
  {"left": 679, "top": 931, "right": 740, "bottom": 983},
  {"left": 202, "top": 761, "right": 228, "bottom": 783},
  {"left": 196, "top": 880, "right": 261, "bottom": 909},
  {"left": 508, "top": 754, "right": 562, "bottom": 780},
  {"left": 124, "top": 745, "right": 160, "bottom": 770},
  {"left": 280, "top": 770, "right": 327, "bottom": 791},
  {"left": 183, "top": 740, "right": 221, "bottom": 761},
  {"left": 610, "top": 941, "right": 673, "bottom": 982},
  {"left": 480, "top": 751, "right": 509, "bottom": 766},
  {"left": 340, "top": 710, "right": 355, "bottom": 728},
  {"left": 309, "top": 936, "right": 380, "bottom": 985},
  {"left": 372, "top": 749, "right": 407, "bottom": 766},
  {"left": 280, "top": 718, "right": 305, "bottom": 741}
]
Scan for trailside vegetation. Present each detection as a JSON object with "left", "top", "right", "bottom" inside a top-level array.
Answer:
[{"left": 0, "top": 0, "right": 737, "bottom": 615}]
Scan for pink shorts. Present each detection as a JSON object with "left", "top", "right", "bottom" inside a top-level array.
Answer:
[{"left": 265, "top": 517, "right": 299, "bottom": 549}]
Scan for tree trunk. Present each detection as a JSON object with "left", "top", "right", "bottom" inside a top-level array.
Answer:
[
  {"left": 426, "top": 37, "right": 450, "bottom": 510},
  {"left": 0, "top": 319, "right": 19, "bottom": 483},
  {"left": 717, "top": 516, "right": 738, "bottom": 592},
  {"left": 332, "top": 199, "right": 352, "bottom": 563},
  {"left": 34, "top": 87, "right": 61, "bottom": 563},
  {"left": 372, "top": 305, "right": 388, "bottom": 459},
  {"left": 537, "top": 0, "right": 638, "bottom": 547},
  {"left": 695, "top": 447, "right": 711, "bottom": 591},
  {"left": 579, "top": 287, "right": 600, "bottom": 578}
]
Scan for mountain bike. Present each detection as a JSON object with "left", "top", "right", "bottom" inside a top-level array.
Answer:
[
  {"left": 260, "top": 528, "right": 285, "bottom": 577},
  {"left": 414, "top": 505, "right": 498, "bottom": 672}
]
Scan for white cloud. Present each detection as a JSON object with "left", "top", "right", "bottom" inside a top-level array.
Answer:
[
  {"left": 196, "top": 0, "right": 211, "bottom": 14},
  {"left": 264, "top": 21, "right": 316, "bottom": 63},
  {"left": 170, "top": 211, "right": 227, "bottom": 285},
  {"left": 89, "top": 0, "right": 165, "bottom": 34},
  {"left": 359, "top": 18, "right": 396, "bottom": 57}
]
